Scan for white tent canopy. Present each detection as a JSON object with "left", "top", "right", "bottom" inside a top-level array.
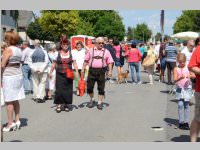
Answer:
[{"left": 171, "top": 31, "right": 199, "bottom": 40}]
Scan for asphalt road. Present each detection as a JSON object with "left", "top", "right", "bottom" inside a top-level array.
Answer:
[{"left": 1, "top": 65, "right": 197, "bottom": 142}]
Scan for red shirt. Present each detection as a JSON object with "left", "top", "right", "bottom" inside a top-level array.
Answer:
[
  {"left": 126, "top": 48, "right": 142, "bottom": 63},
  {"left": 188, "top": 46, "right": 200, "bottom": 92}
]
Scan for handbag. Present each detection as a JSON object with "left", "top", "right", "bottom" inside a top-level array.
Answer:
[
  {"left": 66, "top": 68, "right": 74, "bottom": 80},
  {"left": 78, "top": 76, "right": 86, "bottom": 97},
  {"left": 142, "top": 51, "right": 156, "bottom": 67}
]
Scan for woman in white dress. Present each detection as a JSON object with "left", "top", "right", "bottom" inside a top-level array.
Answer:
[
  {"left": 1, "top": 31, "right": 25, "bottom": 132},
  {"left": 45, "top": 43, "right": 58, "bottom": 100}
]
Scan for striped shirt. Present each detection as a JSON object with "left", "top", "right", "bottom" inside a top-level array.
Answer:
[{"left": 165, "top": 45, "right": 178, "bottom": 62}]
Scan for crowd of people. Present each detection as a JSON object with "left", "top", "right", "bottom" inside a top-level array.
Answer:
[{"left": 1, "top": 30, "right": 200, "bottom": 142}]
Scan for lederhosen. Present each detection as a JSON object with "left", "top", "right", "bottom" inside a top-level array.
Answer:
[
  {"left": 87, "top": 48, "right": 107, "bottom": 96},
  {"left": 54, "top": 51, "right": 73, "bottom": 105}
]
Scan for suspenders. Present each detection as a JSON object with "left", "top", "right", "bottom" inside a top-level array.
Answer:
[{"left": 90, "top": 48, "right": 106, "bottom": 68}]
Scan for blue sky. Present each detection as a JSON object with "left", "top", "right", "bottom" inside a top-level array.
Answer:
[
  {"left": 118, "top": 10, "right": 182, "bottom": 35},
  {"left": 34, "top": 10, "right": 183, "bottom": 35}
]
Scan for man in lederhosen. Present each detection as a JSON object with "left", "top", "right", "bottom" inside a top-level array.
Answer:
[{"left": 81, "top": 37, "right": 114, "bottom": 110}]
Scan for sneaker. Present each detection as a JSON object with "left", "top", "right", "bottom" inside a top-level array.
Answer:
[
  {"left": 97, "top": 103, "right": 103, "bottom": 110},
  {"left": 179, "top": 123, "right": 185, "bottom": 130},
  {"left": 88, "top": 101, "right": 95, "bottom": 108},
  {"left": 137, "top": 81, "right": 142, "bottom": 85},
  {"left": 183, "top": 123, "right": 190, "bottom": 130}
]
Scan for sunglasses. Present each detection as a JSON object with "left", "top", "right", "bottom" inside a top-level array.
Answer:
[{"left": 98, "top": 42, "right": 104, "bottom": 45}]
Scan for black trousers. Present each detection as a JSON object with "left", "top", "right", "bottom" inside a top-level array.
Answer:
[{"left": 87, "top": 67, "right": 106, "bottom": 96}]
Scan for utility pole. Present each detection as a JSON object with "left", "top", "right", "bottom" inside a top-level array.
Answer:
[{"left": 160, "top": 10, "right": 165, "bottom": 42}]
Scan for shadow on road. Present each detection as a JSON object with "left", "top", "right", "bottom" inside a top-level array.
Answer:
[
  {"left": 78, "top": 101, "right": 109, "bottom": 109},
  {"left": 171, "top": 135, "right": 200, "bottom": 142},
  {"left": 170, "top": 99, "right": 179, "bottom": 104},
  {"left": 164, "top": 118, "right": 179, "bottom": 127},
  {"left": 160, "top": 90, "right": 170, "bottom": 94},
  {"left": 10, "top": 140, "right": 23, "bottom": 142}
]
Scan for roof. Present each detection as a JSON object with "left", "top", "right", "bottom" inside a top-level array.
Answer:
[{"left": 17, "top": 10, "right": 35, "bottom": 28}]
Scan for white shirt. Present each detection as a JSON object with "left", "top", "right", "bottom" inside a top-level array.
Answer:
[
  {"left": 154, "top": 44, "right": 160, "bottom": 56},
  {"left": 21, "top": 47, "right": 34, "bottom": 64},
  {"left": 71, "top": 48, "right": 86, "bottom": 69},
  {"left": 181, "top": 47, "right": 193, "bottom": 66}
]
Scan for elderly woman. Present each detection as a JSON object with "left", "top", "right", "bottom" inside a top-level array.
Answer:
[
  {"left": 71, "top": 41, "right": 86, "bottom": 96},
  {"left": 1, "top": 31, "right": 25, "bottom": 132},
  {"left": 49, "top": 38, "right": 79, "bottom": 113},
  {"left": 45, "top": 43, "right": 58, "bottom": 100}
]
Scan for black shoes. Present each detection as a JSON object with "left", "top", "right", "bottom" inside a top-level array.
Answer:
[
  {"left": 179, "top": 123, "right": 190, "bottom": 130},
  {"left": 36, "top": 98, "right": 45, "bottom": 103},
  {"left": 97, "top": 103, "right": 103, "bottom": 110},
  {"left": 88, "top": 101, "right": 95, "bottom": 108}
]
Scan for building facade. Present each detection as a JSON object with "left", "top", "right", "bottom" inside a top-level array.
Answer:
[{"left": 1, "top": 10, "right": 18, "bottom": 41}]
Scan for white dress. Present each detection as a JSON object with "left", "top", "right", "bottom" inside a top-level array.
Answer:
[{"left": 2, "top": 46, "right": 25, "bottom": 102}]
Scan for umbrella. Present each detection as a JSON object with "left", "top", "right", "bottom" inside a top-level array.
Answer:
[{"left": 171, "top": 31, "right": 199, "bottom": 40}]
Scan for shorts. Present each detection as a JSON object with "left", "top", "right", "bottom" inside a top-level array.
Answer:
[
  {"left": 160, "top": 58, "right": 166, "bottom": 70},
  {"left": 194, "top": 92, "right": 200, "bottom": 122},
  {"left": 166, "top": 61, "right": 176, "bottom": 70},
  {"left": 115, "top": 58, "right": 122, "bottom": 67}
]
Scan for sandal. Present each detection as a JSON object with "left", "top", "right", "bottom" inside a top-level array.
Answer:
[{"left": 56, "top": 106, "right": 62, "bottom": 113}]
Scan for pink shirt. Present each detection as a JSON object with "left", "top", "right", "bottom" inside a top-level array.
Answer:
[
  {"left": 126, "top": 48, "right": 142, "bottom": 63},
  {"left": 113, "top": 45, "right": 121, "bottom": 58},
  {"left": 84, "top": 48, "right": 114, "bottom": 68},
  {"left": 176, "top": 67, "right": 190, "bottom": 88}
]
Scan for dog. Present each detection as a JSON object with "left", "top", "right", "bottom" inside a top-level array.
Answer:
[{"left": 117, "top": 70, "right": 129, "bottom": 84}]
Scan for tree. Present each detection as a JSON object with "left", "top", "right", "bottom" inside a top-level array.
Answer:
[
  {"left": 94, "top": 11, "right": 125, "bottom": 41},
  {"left": 127, "top": 26, "right": 134, "bottom": 41},
  {"left": 134, "top": 23, "right": 152, "bottom": 42},
  {"left": 75, "top": 19, "right": 94, "bottom": 36},
  {"left": 27, "top": 19, "right": 56, "bottom": 42},
  {"left": 155, "top": 32, "right": 162, "bottom": 41},
  {"left": 173, "top": 10, "right": 200, "bottom": 33},
  {"left": 39, "top": 11, "right": 79, "bottom": 39}
]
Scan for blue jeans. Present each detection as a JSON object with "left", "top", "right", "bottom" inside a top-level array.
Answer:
[
  {"left": 178, "top": 99, "right": 189, "bottom": 123},
  {"left": 129, "top": 62, "right": 140, "bottom": 83},
  {"left": 22, "top": 64, "right": 32, "bottom": 93}
]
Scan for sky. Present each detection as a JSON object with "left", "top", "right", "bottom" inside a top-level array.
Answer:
[
  {"left": 34, "top": 10, "right": 183, "bottom": 36},
  {"left": 118, "top": 10, "right": 182, "bottom": 35}
]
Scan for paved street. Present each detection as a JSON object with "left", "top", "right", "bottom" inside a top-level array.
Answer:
[{"left": 1, "top": 65, "right": 196, "bottom": 142}]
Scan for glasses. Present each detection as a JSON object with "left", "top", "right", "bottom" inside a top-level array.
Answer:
[
  {"left": 98, "top": 42, "right": 104, "bottom": 45},
  {"left": 109, "top": 41, "right": 113, "bottom": 43}
]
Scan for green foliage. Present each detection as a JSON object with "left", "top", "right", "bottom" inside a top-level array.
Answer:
[
  {"left": 39, "top": 10, "right": 79, "bottom": 39},
  {"left": 27, "top": 19, "right": 56, "bottom": 42},
  {"left": 173, "top": 10, "right": 200, "bottom": 33},
  {"left": 74, "top": 19, "right": 94, "bottom": 36},
  {"left": 127, "top": 26, "right": 134, "bottom": 41},
  {"left": 155, "top": 32, "right": 162, "bottom": 41},
  {"left": 93, "top": 11, "right": 125, "bottom": 41},
  {"left": 134, "top": 23, "right": 152, "bottom": 42}
]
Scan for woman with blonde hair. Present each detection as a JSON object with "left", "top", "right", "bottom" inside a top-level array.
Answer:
[{"left": 1, "top": 31, "right": 25, "bottom": 132}]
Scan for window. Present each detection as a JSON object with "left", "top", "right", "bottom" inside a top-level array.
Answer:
[{"left": 2, "top": 10, "right": 6, "bottom": 15}]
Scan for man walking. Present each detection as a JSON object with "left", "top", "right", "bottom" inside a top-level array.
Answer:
[
  {"left": 28, "top": 40, "right": 49, "bottom": 103},
  {"left": 21, "top": 41, "right": 33, "bottom": 95},
  {"left": 164, "top": 40, "right": 178, "bottom": 84},
  {"left": 81, "top": 37, "right": 114, "bottom": 110}
]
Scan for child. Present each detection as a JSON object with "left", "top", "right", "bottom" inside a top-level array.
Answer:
[{"left": 174, "top": 53, "right": 194, "bottom": 130}]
